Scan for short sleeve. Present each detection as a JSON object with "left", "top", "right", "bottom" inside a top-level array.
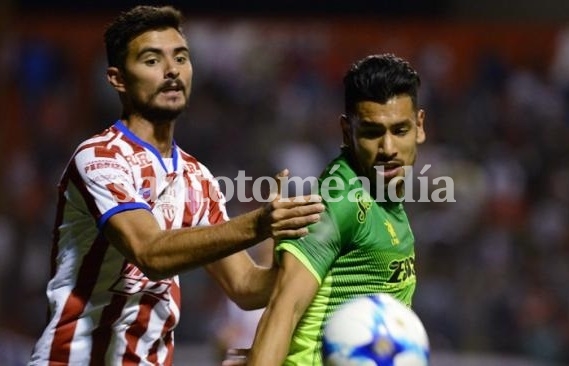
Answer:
[
  {"left": 276, "top": 197, "right": 354, "bottom": 285},
  {"left": 74, "top": 145, "right": 150, "bottom": 229}
]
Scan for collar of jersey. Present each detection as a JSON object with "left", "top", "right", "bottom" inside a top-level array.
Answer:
[{"left": 113, "top": 120, "right": 179, "bottom": 174}]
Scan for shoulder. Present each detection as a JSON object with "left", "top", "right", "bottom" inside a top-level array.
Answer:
[
  {"left": 177, "top": 149, "right": 217, "bottom": 180},
  {"left": 318, "top": 154, "right": 374, "bottom": 234},
  {"left": 74, "top": 125, "right": 132, "bottom": 159},
  {"left": 318, "top": 154, "right": 362, "bottom": 208},
  {"left": 69, "top": 125, "right": 137, "bottom": 178}
]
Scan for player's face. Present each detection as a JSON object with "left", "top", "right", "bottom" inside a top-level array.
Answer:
[
  {"left": 115, "top": 28, "right": 192, "bottom": 121},
  {"left": 341, "top": 96, "right": 426, "bottom": 188}
]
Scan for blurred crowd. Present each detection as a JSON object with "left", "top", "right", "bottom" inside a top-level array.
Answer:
[{"left": 1, "top": 15, "right": 569, "bottom": 365}]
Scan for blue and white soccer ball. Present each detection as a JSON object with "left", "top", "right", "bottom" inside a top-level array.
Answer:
[{"left": 322, "top": 293, "right": 430, "bottom": 366}]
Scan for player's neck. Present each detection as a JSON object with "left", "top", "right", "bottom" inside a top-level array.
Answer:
[{"left": 121, "top": 116, "right": 175, "bottom": 157}]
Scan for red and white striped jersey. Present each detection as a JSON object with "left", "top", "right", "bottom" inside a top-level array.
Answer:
[{"left": 29, "top": 121, "right": 229, "bottom": 365}]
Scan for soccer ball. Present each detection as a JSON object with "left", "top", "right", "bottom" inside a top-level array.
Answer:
[{"left": 322, "top": 293, "right": 429, "bottom": 366}]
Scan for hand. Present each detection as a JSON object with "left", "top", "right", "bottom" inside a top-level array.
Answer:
[
  {"left": 221, "top": 348, "right": 249, "bottom": 366},
  {"left": 259, "top": 169, "right": 324, "bottom": 240}
]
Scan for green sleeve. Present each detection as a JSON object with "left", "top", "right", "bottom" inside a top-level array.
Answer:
[{"left": 276, "top": 196, "right": 355, "bottom": 285}]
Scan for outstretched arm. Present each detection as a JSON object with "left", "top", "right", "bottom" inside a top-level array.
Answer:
[
  {"left": 247, "top": 252, "right": 320, "bottom": 366},
  {"left": 205, "top": 245, "right": 278, "bottom": 310},
  {"left": 104, "top": 195, "right": 322, "bottom": 281}
]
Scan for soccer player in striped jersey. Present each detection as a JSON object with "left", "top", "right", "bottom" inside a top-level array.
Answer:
[
  {"left": 28, "top": 6, "right": 323, "bottom": 365},
  {"left": 244, "top": 54, "right": 427, "bottom": 365}
]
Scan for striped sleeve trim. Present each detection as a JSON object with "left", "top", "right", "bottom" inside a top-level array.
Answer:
[{"left": 97, "top": 202, "right": 151, "bottom": 230}]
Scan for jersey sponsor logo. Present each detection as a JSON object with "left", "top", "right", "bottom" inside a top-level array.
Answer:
[
  {"left": 387, "top": 256, "right": 415, "bottom": 283},
  {"left": 84, "top": 160, "right": 129, "bottom": 175},
  {"left": 383, "top": 220, "right": 400, "bottom": 246},
  {"left": 125, "top": 152, "right": 152, "bottom": 167},
  {"left": 110, "top": 263, "right": 171, "bottom": 301},
  {"left": 91, "top": 173, "right": 123, "bottom": 183},
  {"left": 355, "top": 191, "right": 372, "bottom": 223}
]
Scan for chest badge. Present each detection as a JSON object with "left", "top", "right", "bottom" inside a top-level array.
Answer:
[
  {"left": 355, "top": 191, "right": 372, "bottom": 223},
  {"left": 384, "top": 220, "right": 400, "bottom": 246}
]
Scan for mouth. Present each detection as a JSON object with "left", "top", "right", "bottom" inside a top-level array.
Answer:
[
  {"left": 160, "top": 89, "right": 183, "bottom": 98},
  {"left": 374, "top": 162, "right": 403, "bottom": 179},
  {"left": 161, "top": 87, "right": 182, "bottom": 93},
  {"left": 159, "top": 82, "right": 184, "bottom": 96}
]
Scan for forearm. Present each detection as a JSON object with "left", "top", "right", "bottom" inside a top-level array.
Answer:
[
  {"left": 248, "top": 304, "right": 295, "bottom": 366},
  {"left": 106, "top": 191, "right": 323, "bottom": 281},
  {"left": 247, "top": 252, "right": 320, "bottom": 365},
  {"left": 134, "top": 208, "right": 266, "bottom": 280}
]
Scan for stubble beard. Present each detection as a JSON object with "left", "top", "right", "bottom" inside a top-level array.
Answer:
[{"left": 134, "top": 96, "right": 188, "bottom": 124}]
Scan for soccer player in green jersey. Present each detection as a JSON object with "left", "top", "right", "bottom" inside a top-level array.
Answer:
[{"left": 241, "top": 53, "right": 427, "bottom": 366}]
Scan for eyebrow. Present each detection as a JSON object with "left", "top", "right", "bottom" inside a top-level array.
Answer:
[
  {"left": 358, "top": 120, "right": 380, "bottom": 128},
  {"left": 136, "top": 46, "right": 190, "bottom": 58},
  {"left": 358, "top": 119, "right": 412, "bottom": 128}
]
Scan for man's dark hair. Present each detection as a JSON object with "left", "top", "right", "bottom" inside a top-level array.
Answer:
[
  {"left": 343, "top": 53, "right": 421, "bottom": 115},
  {"left": 104, "top": 5, "right": 184, "bottom": 69}
]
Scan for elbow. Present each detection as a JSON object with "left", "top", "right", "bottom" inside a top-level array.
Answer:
[
  {"left": 137, "top": 260, "right": 169, "bottom": 282},
  {"left": 227, "top": 273, "right": 273, "bottom": 310},
  {"left": 226, "top": 287, "right": 262, "bottom": 311},
  {"left": 235, "top": 298, "right": 263, "bottom": 311},
  {"left": 130, "top": 247, "right": 172, "bottom": 282},
  {"left": 225, "top": 279, "right": 268, "bottom": 310},
  {"left": 139, "top": 266, "right": 168, "bottom": 282},
  {"left": 215, "top": 267, "right": 270, "bottom": 310}
]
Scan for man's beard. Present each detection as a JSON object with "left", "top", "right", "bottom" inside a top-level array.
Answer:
[{"left": 135, "top": 99, "right": 187, "bottom": 124}]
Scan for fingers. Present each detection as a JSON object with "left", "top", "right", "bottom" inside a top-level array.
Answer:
[
  {"left": 260, "top": 170, "right": 326, "bottom": 240},
  {"left": 272, "top": 213, "right": 321, "bottom": 230},
  {"left": 273, "top": 228, "right": 310, "bottom": 240},
  {"left": 270, "top": 207, "right": 323, "bottom": 225},
  {"left": 226, "top": 348, "right": 249, "bottom": 357},
  {"left": 221, "top": 358, "right": 247, "bottom": 366},
  {"left": 268, "top": 207, "right": 324, "bottom": 240},
  {"left": 271, "top": 196, "right": 325, "bottom": 219},
  {"left": 272, "top": 194, "right": 322, "bottom": 208},
  {"left": 222, "top": 348, "right": 249, "bottom": 366},
  {"left": 270, "top": 220, "right": 318, "bottom": 240},
  {"left": 274, "top": 169, "right": 290, "bottom": 196},
  {"left": 263, "top": 192, "right": 325, "bottom": 240}
]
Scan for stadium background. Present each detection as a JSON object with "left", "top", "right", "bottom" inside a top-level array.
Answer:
[{"left": 1, "top": 1, "right": 569, "bottom": 365}]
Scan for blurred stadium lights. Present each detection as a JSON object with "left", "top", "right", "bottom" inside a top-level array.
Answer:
[
  {"left": 13, "top": 0, "right": 450, "bottom": 17},
  {"left": 12, "top": 0, "right": 569, "bottom": 21}
]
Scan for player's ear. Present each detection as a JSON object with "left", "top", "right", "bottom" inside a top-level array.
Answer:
[
  {"left": 340, "top": 114, "right": 351, "bottom": 147},
  {"left": 107, "top": 67, "right": 126, "bottom": 92},
  {"left": 415, "top": 109, "right": 426, "bottom": 144}
]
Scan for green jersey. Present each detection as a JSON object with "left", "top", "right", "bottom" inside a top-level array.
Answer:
[{"left": 276, "top": 152, "right": 417, "bottom": 365}]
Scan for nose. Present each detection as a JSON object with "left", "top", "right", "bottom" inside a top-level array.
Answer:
[
  {"left": 379, "top": 133, "right": 397, "bottom": 158},
  {"left": 165, "top": 59, "right": 180, "bottom": 79}
]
